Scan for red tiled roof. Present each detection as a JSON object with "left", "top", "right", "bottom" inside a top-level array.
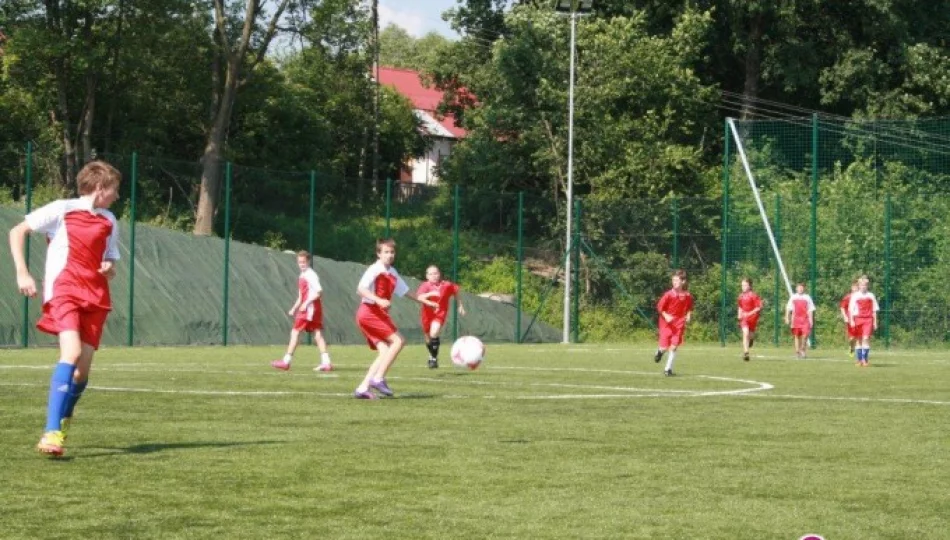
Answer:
[{"left": 378, "top": 66, "right": 468, "bottom": 138}]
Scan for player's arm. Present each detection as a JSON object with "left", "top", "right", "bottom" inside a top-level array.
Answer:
[
  {"left": 100, "top": 217, "right": 121, "bottom": 279},
  {"left": 9, "top": 221, "right": 37, "bottom": 297},
  {"left": 406, "top": 291, "right": 438, "bottom": 309},
  {"left": 289, "top": 292, "right": 302, "bottom": 315},
  {"left": 357, "top": 285, "right": 389, "bottom": 308},
  {"left": 453, "top": 286, "right": 466, "bottom": 316},
  {"left": 685, "top": 310, "right": 692, "bottom": 324}
]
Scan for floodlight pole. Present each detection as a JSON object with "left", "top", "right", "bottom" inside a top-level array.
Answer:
[{"left": 562, "top": 10, "right": 577, "bottom": 344}]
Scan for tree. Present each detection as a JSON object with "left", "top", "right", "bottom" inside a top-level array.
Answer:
[{"left": 193, "top": 0, "right": 311, "bottom": 236}]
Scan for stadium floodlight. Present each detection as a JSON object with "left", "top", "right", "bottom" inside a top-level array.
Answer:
[{"left": 554, "top": 0, "right": 593, "bottom": 343}]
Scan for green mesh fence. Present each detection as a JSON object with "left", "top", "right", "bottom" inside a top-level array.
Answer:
[
  {"left": 724, "top": 116, "right": 950, "bottom": 347},
  {"left": 1, "top": 146, "right": 560, "bottom": 347}
]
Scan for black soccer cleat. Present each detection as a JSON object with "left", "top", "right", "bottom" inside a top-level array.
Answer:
[
  {"left": 664, "top": 369, "right": 674, "bottom": 377},
  {"left": 654, "top": 350, "right": 663, "bottom": 363},
  {"left": 427, "top": 357, "right": 439, "bottom": 369},
  {"left": 743, "top": 352, "right": 750, "bottom": 362}
]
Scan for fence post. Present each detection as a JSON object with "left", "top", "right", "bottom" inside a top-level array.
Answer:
[
  {"left": 773, "top": 193, "right": 782, "bottom": 346},
  {"left": 22, "top": 142, "right": 34, "bottom": 348},
  {"left": 719, "top": 120, "right": 730, "bottom": 346},
  {"left": 127, "top": 152, "right": 138, "bottom": 346},
  {"left": 672, "top": 197, "right": 679, "bottom": 269},
  {"left": 810, "top": 113, "right": 819, "bottom": 347},
  {"left": 451, "top": 184, "right": 460, "bottom": 341},
  {"left": 571, "top": 198, "right": 582, "bottom": 343},
  {"left": 222, "top": 161, "right": 232, "bottom": 346},
  {"left": 884, "top": 193, "right": 891, "bottom": 348},
  {"left": 307, "top": 170, "right": 316, "bottom": 346},
  {"left": 516, "top": 192, "right": 524, "bottom": 344},
  {"left": 384, "top": 177, "right": 392, "bottom": 238}
]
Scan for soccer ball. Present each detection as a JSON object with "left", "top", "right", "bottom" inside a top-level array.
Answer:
[{"left": 450, "top": 336, "right": 485, "bottom": 370}]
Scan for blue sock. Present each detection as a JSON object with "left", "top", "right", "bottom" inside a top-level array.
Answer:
[
  {"left": 45, "top": 363, "right": 76, "bottom": 432},
  {"left": 864, "top": 348, "right": 870, "bottom": 362},
  {"left": 63, "top": 379, "right": 88, "bottom": 420}
]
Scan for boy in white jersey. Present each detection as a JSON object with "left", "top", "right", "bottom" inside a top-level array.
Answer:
[
  {"left": 848, "top": 275, "right": 879, "bottom": 367},
  {"left": 9, "top": 161, "right": 121, "bottom": 457},
  {"left": 271, "top": 250, "right": 333, "bottom": 372}
]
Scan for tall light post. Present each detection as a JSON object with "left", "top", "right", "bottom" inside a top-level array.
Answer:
[{"left": 555, "top": 0, "right": 593, "bottom": 343}]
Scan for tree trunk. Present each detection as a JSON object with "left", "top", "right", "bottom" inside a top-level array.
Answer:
[
  {"left": 54, "top": 58, "right": 77, "bottom": 189},
  {"left": 740, "top": 14, "right": 765, "bottom": 120},
  {"left": 194, "top": 58, "right": 241, "bottom": 236},
  {"left": 80, "top": 73, "right": 97, "bottom": 163}
]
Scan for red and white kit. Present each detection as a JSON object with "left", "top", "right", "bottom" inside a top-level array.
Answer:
[
  {"left": 294, "top": 268, "right": 324, "bottom": 332},
  {"left": 848, "top": 291, "right": 880, "bottom": 338},
  {"left": 355, "top": 261, "right": 409, "bottom": 349},
  {"left": 657, "top": 288, "right": 694, "bottom": 348},
  {"left": 417, "top": 280, "right": 460, "bottom": 332},
  {"left": 786, "top": 293, "right": 815, "bottom": 337},
  {"left": 26, "top": 198, "right": 120, "bottom": 349},
  {"left": 840, "top": 292, "right": 860, "bottom": 339},
  {"left": 737, "top": 290, "right": 763, "bottom": 332}
]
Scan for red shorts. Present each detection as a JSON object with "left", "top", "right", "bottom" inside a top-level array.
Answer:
[
  {"left": 37, "top": 297, "right": 110, "bottom": 349},
  {"left": 739, "top": 315, "right": 759, "bottom": 332},
  {"left": 293, "top": 303, "right": 323, "bottom": 332},
  {"left": 658, "top": 324, "right": 685, "bottom": 349},
  {"left": 356, "top": 303, "right": 397, "bottom": 350},
  {"left": 846, "top": 323, "right": 861, "bottom": 340},
  {"left": 790, "top": 326, "right": 811, "bottom": 337},
  {"left": 853, "top": 318, "right": 874, "bottom": 338},
  {"left": 420, "top": 310, "right": 447, "bottom": 334}
]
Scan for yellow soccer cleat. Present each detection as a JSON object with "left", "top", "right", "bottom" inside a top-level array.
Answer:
[{"left": 37, "top": 430, "right": 66, "bottom": 457}]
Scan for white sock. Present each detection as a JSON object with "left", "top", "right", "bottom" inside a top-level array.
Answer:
[
  {"left": 283, "top": 353, "right": 292, "bottom": 363},
  {"left": 665, "top": 351, "right": 676, "bottom": 371},
  {"left": 321, "top": 352, "right": 331, "bottom": 365}
]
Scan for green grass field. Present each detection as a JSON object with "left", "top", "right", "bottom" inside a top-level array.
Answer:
[{"left": 2, "top": 343, "right": 948, "bottom": 539}]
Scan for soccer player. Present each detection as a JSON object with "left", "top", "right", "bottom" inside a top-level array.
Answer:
[
  {"left": 416, "top": 265, "right": 466, "bottom": 369},
  {"left": 653, "top": 269, "right": 694, "bottom": 376},
  {"left": 848, "top": 275, "right": 879, "bottom": 367},
  {"left": 840, "top": 281, "right": 860, "bottom": 358},
  {"left": 271, "top": 250, "right": 333, "bottom": 372},
  {"left": 353, "top": 239, "right": 437, "bottom": 399},
  {"left": 785, "top": 283, "right": 816, "bottom": 359},
  {"left": 737, "top": 277, "right": 762, "bottom": 362},
  {"left": 8, "top": 161, "right": 121, "bottom": 457}
]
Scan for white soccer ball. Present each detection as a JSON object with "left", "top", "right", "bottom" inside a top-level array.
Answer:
[{"left": 450, "top": 336, "right": 485, "bottom": 370}]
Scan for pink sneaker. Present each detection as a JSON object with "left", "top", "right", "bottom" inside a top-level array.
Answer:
[
  {"left": 314, "top": 363, "right": 334, "bottom": 372},
  {"left": 271, "top": 360, "right": 291, "bottom": 371}
]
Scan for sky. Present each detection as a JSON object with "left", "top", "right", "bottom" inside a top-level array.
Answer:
[{"left": 379, "top": 0, "right": 461, "bottom": 38}]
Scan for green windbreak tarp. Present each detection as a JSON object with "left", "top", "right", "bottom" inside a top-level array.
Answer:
[{"left": 1, "top": 207, "right": 558, "bottom": 347}]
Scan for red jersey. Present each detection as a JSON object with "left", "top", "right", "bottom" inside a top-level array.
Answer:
[
  {"left": 840, "top": 293, "right": 852, "bottom": 314},
  {"left": 737, "top": 291, "right": 762, "bottom": 317},
  {"left": 417, "top": 280, "right": 460, "bottom": 319},
  {"left": 25, "top": 198, "right": 120, "bottom": 310},
  {"left": 849, "top": 291, "right": 879, "bottom": 320},
  {"left": 357, "top": 261, "right": 409, "bottom": 307},
  {"left": 785, "top": 293, "right": 815, "bottom": 328},
  {"left": 296, "top": 268, "right": 322, "bottom": 321},
  {"left": 657, "top": 288, "right": 694, "bottom": 329}
]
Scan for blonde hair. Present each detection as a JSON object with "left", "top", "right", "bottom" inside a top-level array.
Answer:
[
  {"left": 296, "top": 250, "right": 311, "bottom": 259},
  {"left": 77, "top": 161, "right": 121, "bottom": 196}
]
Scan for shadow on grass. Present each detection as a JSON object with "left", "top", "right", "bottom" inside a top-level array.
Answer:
[{"left": 78, "top": 440, "right": 284, "bottom": 458}]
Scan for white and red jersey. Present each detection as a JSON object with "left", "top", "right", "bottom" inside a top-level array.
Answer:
[
  {"left": 849, "top": 291, "right": 879, "bottom": 320},
  {"left": 785, "top": 293, "right": 815, "bottom": 328},
  {"left": 296, "top": 268, "right": 323, "bottom": 320},
  {"left": 657, "top": 288, "right": 694, "bottom": 330},
  {"left": 840, "top": 293, "right": 852, "bottom": 315},
  {"left": 417, "top": 280, "right": 460, "bottom": 319},
  {"left": 26, "top": 198, "right": 119, "bottom": 310},
  {"left": 357, "top": 261, "right": 409, "bottom": 307}
]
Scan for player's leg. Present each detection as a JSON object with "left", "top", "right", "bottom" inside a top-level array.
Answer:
[
  {"left": 426, "top": 321, "right": 443, "bottom": 369},
  {"left": 664, "top": 341, "right": 678, "bottom": 376},
  {"left": 655, "top": 327, "right": 669, "bottom": 363},
  {"left": 354, "top": 345, "right": 384, "bottom": 399},
  {"left": 741, "top": 325, "right": 751, "bottom": 360},
  {"left": 369, "top": 332, "right": 405, "bottom": 396},
  {"left": 312, "top": 330, "right": 333, "bottom": 371},
  {"left": 38, "top": 329, "right": 83, "bottom": 456},
  {"left": 272, "top": 327, "right": 302, "bottom": 370}
]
